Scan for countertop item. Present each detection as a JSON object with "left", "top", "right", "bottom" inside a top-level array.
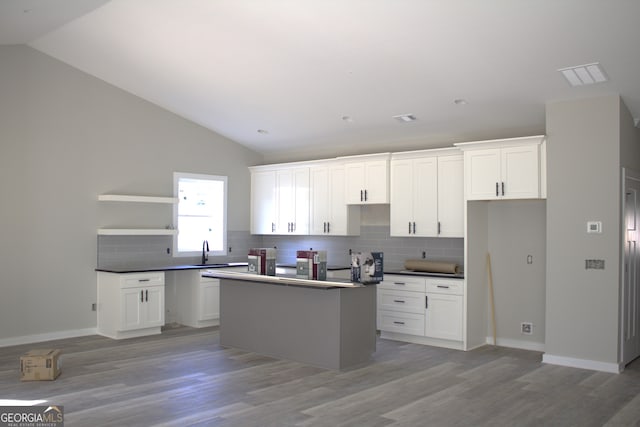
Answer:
[
  {"left": 203, "top": 270, "right": 364, "bottom": 289},
  {"left": 403, "top": 259, "right": 461, "bottom": 274}
]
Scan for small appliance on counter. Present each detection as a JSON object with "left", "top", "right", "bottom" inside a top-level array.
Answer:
[
  {"left": 248, "top": 248, "right": 276, "bottom": 276},
  {"left": 351, "top": 251, "right": 383, "bottom": 284},
  {"left": 296, "top": 250, "right": 327, "bottom": 280}
]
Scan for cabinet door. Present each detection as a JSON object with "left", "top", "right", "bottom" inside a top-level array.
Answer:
[
  {"left": 200, "top": 280, "right": 220, "bottom": 321},
  {"left": 464, "top": 148, "right": 501, "bottom": 200},
  {"left": 344, "top": 162, "right": 366, "bottom": 204},
  {"left": 251, "top": 170, "right": 276, "bottom": 234},
  {"left": 425, "top": 293, "right": 463, "bottom": 341},
  {"left": 292, "top": 168, "right": 310, "bottom": 234},
  {"left": 276, "top": 168, "right": 309, "bottom": 234},
  {"left": 501, "top": 145, "right": 540, "bottom": 199},
  {"left": 143, "top": 285, "right": 165, "bottom": 327},
  {"left": 327, "top": 165, "right": 359, "bottom": 235},
  {"left": 390, "top": 159, "right": 414, "bottom": 236},
  {"left": 310, "top": 166, "right": 330, "bottom": 235},
  {"left": 364, "top": 160, "right": 390, "bottom": 203},
  {"left": 437, "top": 155, "right": 464, "bottom": 237},
  {"left": 120, "top": 288, "right": 143, "bottom": 331},
  {"left": 413, "top": 157, "right": 438, "bottom": 236}
]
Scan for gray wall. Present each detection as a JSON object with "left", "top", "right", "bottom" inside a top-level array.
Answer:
[
  {"left": 0, "top": 45, "right": 262, "bottom": 341},
  {"left": 487, "top": 200, "right": 546, "bottom": 347},
  {"left": 545, "top": 95, "right": 630, "bottom": 364}
]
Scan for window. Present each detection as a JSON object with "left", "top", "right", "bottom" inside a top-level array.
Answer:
[{"left": 173, "top": 172, "right": 227, "bottom": 257}]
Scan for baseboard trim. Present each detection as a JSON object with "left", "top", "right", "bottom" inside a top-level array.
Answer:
[
  {"left": 542, "top": 353, "right": 622, "bottom": 374},
  {"left": 485, "top": 336, "right": 545, "bottom": 352},
  {"left": 0, "top": 328, "right": 98, "bottom": 348}
]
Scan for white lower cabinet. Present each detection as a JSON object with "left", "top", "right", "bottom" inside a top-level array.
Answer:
[
  {"left": 97, "top": 271, "right": 165, "bottom": 339},
  {"left": 174, "top": 270, "right": 220, "bottom": 328},
  {"left": 377, "top": 274, "right": 464, "bottom": 349}
]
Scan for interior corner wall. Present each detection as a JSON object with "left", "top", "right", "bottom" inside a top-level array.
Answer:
[
  {"left": 487, "top": 200, "right": 546, "bottom": 349},
  {"left": 619, "top": 97, "right": 640, "bottom": 172},
  {"left": 545, "top": 95, "right": 621, "bottom": 365},
  {"left": 0, "top": 45, "right": 263, "bottom": 341}
]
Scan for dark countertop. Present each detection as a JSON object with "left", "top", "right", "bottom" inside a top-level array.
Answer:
[
  {"left": 96, "top": 264, "right": 464, "bottom": 279},
  {"left": 96, "top": 262, "right": 248, "bottom": 274},
  {"left": 384, "top": 270, "right": 465, "bottom": 279}
]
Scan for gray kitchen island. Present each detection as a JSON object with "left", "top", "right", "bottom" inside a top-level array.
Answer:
[{"left": 203, "top": 270, "right": 377, "bottom": 370}]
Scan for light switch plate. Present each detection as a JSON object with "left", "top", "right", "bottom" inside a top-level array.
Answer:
[{"left": 587, "top": 221, "right": 602, "bottom": 233}]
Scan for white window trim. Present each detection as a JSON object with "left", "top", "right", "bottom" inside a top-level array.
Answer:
[{"left": 173, "top": 172, "right": 228, "bottom": 258}]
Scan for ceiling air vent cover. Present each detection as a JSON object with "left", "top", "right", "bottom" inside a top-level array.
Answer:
[{"left": 558, "top": 62, "right": 608, "bottom": 87}]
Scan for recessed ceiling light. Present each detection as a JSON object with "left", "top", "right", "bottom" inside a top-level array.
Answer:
[
  {"left": 558, "top": 62, "right": 608, "bottom": 87},
  {"left": 393, "top": 114, "right": 417, "bottom": 123},
  {"left": 342, "top": 115, "right": 354, "bottom": 123},
  {"left": 257, "top": 129, "right": 268, "bottom": 134},
  {"left": 454, "top": 99, "right": 468, "bottom": 105}
]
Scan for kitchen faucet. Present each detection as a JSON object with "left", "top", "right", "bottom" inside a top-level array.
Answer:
[{"left": 202, "top": 240, "right": 209, "bottom": 264}]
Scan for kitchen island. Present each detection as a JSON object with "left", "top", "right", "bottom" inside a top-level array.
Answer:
[{"left": 203, "top": 270, "right": 377, "bottom": 370}]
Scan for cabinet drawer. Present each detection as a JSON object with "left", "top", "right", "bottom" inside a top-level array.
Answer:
[
  {"left": 378, "top": 289, "right": 424, "bottom": 314},
  {"left": 378, "top": 275, "right": 426, "bottom": 292},
  {"left": 425, "top": 278, "right": 463, "bottom": 295},
  {"left": 378, "top": 311, "right": 425, "bottom": 336},
  {"left": 121, "top": 272, "right": 165, "bottom": 288}
]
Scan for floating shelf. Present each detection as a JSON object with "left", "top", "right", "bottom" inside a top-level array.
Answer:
[
  {"left": 98, "top": 195, "right": 178, "bottom": 204},
  {"left": 97, "top": 229, "right": 177, "bottom": 236}
]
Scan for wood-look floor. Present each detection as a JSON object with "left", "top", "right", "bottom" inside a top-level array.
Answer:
[{"left": 1, "top": 326, "right": 639, "bottom": 427}]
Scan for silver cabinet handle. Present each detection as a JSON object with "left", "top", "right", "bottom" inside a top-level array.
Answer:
[
  {"left": 138, "top": 279, "right": 150, "bottom": 282},
  {"left": 360, "top": 190, "right": 363, "bottom": 201},
  {"left": 501, "top": 181, "right": 505, "bottom": 196},
  {"left": 393, "top": 321, "right": 405, "bottom": 325},
  {"left": 496, "top": 182, "right": 499, "bottom": 197},
  {"left": 437, "top": 285, "right": 450, "bottom": 289},
  {"left": 393, "top": 282, "right": 406, "bottom": 286},
  {"left": 145, "top": 289, "right": 149, "bottom": 302},
  {"left": 271, "top": 222, "right": 275, "bottom": 233},
  {"left": 364, "top": 189, "right": 368, "bottom": 201},
  {"left": 438, "top": 221, "right": 441, "bottom": 235},
  {"left": 408, "top": 222, "right": 412, "bottom": 234},
  {"left": 327, "top": 222, "right": 330, "bottom": 233},
  {"left": 393, "top": 300, "right": 406, "bottom": 303},
  {"left": 425, "top": 295, "right": 428, "bottom": 309},
  {"left": 412, "top": 222, "right": 416, "bottom": 234}
]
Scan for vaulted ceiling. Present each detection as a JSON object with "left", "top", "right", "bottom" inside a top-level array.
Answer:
[{"left": 2, "top": 0, "right": 640, "bottom": 161}]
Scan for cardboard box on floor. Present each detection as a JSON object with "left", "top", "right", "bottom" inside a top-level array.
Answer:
[{"left": 20, "top": 349, "right": 62, "bottom": 381}]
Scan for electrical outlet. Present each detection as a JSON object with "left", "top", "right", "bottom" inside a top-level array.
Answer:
[
  {"left": 521, "top": 322, "right": 533, "bottom": 335},
  {"left": 91, "top": 303, "right": 97, "bottom": 312}
]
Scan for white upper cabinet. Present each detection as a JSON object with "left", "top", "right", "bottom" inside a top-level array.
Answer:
[
  {"left": 341, "top": 153, "right": 391, "bottom": 204},
  {"left": 455, "top": 135, "right": 545, "bottom": 200},
  {"left": 309, "top": 161, "right": 360, "bottom": 236},
  {"left": 390, "top": 149, "right": 463, "bottom": 237},
  {"left": 250, "top": 169, "right": 277, "bottom": 234},
  {"left": 276, "top": 167, "right": 309, "bottom": 235},
  {"left": 250, "top": 164, "right": 309, "bottom": 235}
]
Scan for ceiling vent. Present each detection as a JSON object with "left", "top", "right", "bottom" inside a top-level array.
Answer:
[
  {"left": 393, "top": 114, "right": 417, "bottom": 123},
  {"left": 558, "top": 62, "right": 608, "bottom": 87}
]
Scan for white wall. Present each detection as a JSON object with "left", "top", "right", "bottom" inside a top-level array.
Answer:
[{"left": 0, "top": 45, "right": 262, "bottom": 342}]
